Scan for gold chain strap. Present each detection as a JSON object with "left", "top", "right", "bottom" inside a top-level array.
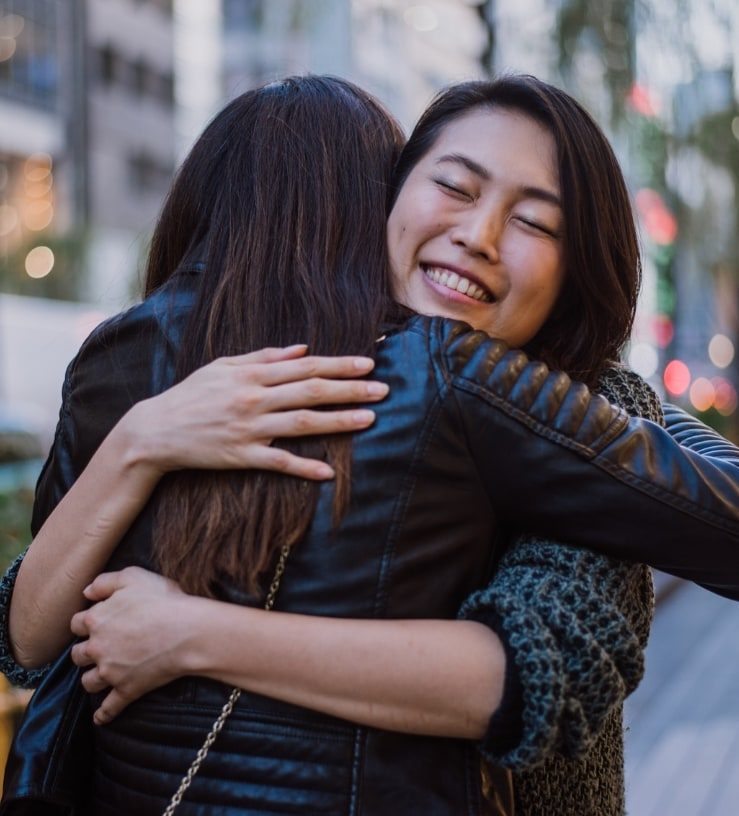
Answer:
[{"left": 162, "top": 542, "right": 292, "bottom": 816}]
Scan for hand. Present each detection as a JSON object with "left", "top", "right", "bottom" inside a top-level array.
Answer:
[
  {"left": 122, "top": 344, "right": 389, "bottom": 480},
  {"left": 70, "top": 567, "right": 194, "bottom": 725}
]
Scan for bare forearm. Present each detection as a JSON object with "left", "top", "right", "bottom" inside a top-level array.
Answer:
[
  {"left": 10, "top": 412, "right": 161, "bottom": 668},
  {"left": 184, "top": 600, "right": 505, "bottom": 738}
]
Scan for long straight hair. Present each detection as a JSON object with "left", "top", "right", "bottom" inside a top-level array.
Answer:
[
  {"left": 146, "top": 77, "right": 404, "bottom": 598},
  {"left": 392, "top": 76, "right": 641, "bottom": 386}
]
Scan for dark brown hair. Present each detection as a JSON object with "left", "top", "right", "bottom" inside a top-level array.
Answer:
[
  {"left": 146, "top": 76, "right": 404, "bottom": 598},
  {"left": 392, "top": 75, "right": 641, "bottom": 385}
]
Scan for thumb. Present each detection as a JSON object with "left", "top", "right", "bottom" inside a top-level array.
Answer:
[{"left": 84, "top": 570, "right": 129, "bottom": 602}]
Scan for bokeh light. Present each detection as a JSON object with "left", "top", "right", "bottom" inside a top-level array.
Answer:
[
  {"left": 24, "top": 246, "right": 55, "bottom": 279},
  {"left": 708, "top": 334, "right": 735, "bottom": 369},
  {"left": 651, "top": 314, "right": 674, "bottom": 348},
  {"left": 0, "top": 203, "right": 19, "bottom": 236},
  {"left": 663, "top": 359, "right": 691, "bottom": 396},
  {"left": 689, "top": 377, "right": 715, "bottom": 412},
  {"left": 713, "top": 378, "right": 738, "bottom": 416},
  {"left": 0, "top": 13, "right": 25, "bottom": 38},
  {"left": 635, "top": 188, "right": 678, "bottom": 245},
  {"left": 403, "top": 5, "right": 438, "bottom": 32},
  {"left": 24, "top": 154, "right": 53, "bottom": 182},
  {"left": 628, "top": 83, "right": 660, "bottom": 117},
  {"left": 628, "top": 342, "right": 659, "bottom": 379},
  {"left": 24, "top": 200, "right": 54, "bottom": 231},
  {"left": 0, "top": 36, "right": 16, "bottom": 62}
]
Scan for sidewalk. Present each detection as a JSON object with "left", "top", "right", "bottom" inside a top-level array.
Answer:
[{"left": 624, "top": 580, "right": 739, "bottom": 815}]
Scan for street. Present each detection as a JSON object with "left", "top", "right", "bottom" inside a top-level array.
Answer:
[{"left": 625, "top": 579, "right": 739, "bottom": 815}]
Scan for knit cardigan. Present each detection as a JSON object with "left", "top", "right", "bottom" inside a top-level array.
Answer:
[
  {"left": 0, "top": 367, "right": 661, "bottom": 816},
  {"left": 460, "top": 366, "right": 662, "bottom": 815}
]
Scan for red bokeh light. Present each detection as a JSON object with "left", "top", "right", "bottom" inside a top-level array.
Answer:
[
  {"left": 663, "top": 359, "right": 691, "bottom": 396},
  {"left": 650, "top": 314, "right": 674, "bottom": 348},
  {"left": 635, "top": 188, "right": 678, "bottom": 246},
  {"left": 628, "top": 83, "right": 660, "bottom": 117}
]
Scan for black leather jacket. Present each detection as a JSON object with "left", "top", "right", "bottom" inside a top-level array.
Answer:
[{"left": 31, "top": 269, "right": 739, "bottom": 815}]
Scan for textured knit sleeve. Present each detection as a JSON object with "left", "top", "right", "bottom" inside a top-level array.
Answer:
[
  {"left": 458, "top": 366, "right": 661, "bottom": 769},
  {"left": 0, "top": 549, "right": 51, "bottom": 688}
]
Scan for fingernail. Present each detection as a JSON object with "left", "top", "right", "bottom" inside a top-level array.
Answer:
[
  {"left": 353, "top": 409, "right": 375, "bottom": 424},
  {"left": 366, "top": 382, "right": 389, "bottom": 397},
  {"left": 286, "top": 343, "right": 308, "bottom": 351},
  {"left": 317, "top": 464, "right": 335, "bottom": 478},
  {"left": 354, "top": 357, "right": 375, "bottom": 370}
]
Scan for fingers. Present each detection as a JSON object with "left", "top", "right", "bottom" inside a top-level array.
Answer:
[
  {"left": 71, "top": 638, "right": 94, "bottom": 666},
  {"left": 70, "top": 610, "right": 90, "bottom": 638},
  {"left": 246, "top": 447, "right": 335, "bottom": 480},
  {"left": 94, "top": 688, "right": 130, "bottom": 725},
  {"left": 259, "top": 408, "right": 377, "bottom": 442},
  {"left": 254, "top": 355, "right": 376, "bottom": 387},
  {"left": 83, "top": 566, "right": 154, "bottom": 602},
  {"left": 82, "top": 571, "right": 127, "bottom": 602},
  {"left": 234, "top": 345, "right": 308, "bottom": 365},
  {"left": 81, "top": 665, "right": 109, "bottom": 694},
  {"left": 262, "top": 377, "right": 388, "bottom": 412}
]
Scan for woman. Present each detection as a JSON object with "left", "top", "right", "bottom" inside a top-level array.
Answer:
[{"left": 4, "top": 73, "right": 732, "bottom": 812}]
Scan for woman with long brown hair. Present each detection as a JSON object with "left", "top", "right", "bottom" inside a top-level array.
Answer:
[{"left": 3, "top": 76, "right": 738, "bottom": 815}]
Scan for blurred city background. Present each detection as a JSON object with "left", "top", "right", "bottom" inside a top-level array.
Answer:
[{"left": 0, "top": 0, "right": 738, "bottom": 811}]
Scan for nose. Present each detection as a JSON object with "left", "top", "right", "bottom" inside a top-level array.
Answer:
[{"left": 450, "top": 209, "right": 501, "bottom": 263}]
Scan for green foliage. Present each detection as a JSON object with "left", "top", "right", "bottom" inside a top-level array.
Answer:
[
  {"left": 556, "top": 0, "right": 636, "bottom": 125},
  {"left": 0, "top": 229, "right": 87, "bottom": 301},
  {"left": 0, "top": 431, "right": 42, "bottom": 464},
  {"left": 0, "top": 488, "right": 32, "bottom": 572}
]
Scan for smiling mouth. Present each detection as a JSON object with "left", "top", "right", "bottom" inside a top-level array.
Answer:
[{"left": 422, "top": 265, "right": 494, "bottom": 303}]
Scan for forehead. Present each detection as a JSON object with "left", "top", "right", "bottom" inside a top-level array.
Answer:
[{"left": 427, "top": 108, "right": 559, "bottom": 189}]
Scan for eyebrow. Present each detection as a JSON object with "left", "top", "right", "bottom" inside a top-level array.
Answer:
[{"left": 436, "top": 153, "right": 562, "bottom": 209}]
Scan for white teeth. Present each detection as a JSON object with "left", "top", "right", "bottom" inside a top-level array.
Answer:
[{"left": 423, "top": 266, "right": 492, "bottom": 302}]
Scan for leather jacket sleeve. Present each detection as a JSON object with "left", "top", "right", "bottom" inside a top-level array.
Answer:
[
  {"left": 0, "top": 303, "right": 169, "bottom": 688},
  {"left": 459, "top": 367, "right": 662, "bottom": 768},
  {"left": 31, "top": 305, "right": 165, "bottom": 535},
  {"left": 435, "top": 319, "right": 739, "bottom": 600}
]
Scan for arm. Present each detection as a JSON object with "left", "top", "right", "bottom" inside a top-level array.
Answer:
[
  {"left": 460, "top": 536, "right": 652, "bottom": 767},
  {"left": 69, "top": 354, "right": 739, "bottom": 733},
  {"left": 6, "top": 341, "right": 388, "bottom": 673},
  {"left": 70, "top": 567, "right": 506, "bottom": 736},
  {"left": 437, "top": 320, "right": 739, "bottom": 597}
]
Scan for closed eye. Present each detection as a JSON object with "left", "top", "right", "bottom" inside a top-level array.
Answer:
[
  {"left": 433, "top": 177, "right": 473, "bottom": 201},
  {"left": 515, "top": 216, "right": 559, "bottom": 238}
]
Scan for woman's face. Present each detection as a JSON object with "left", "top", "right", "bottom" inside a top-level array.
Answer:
[{"left": 387, "top": 108, "right": 565, "bottom": 347}]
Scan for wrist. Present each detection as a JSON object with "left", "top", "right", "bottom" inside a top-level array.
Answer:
[
  {"left": 177, "top": 596, "right": 223, "bottom": 677},
  {"left": 115, "top": 401, "right": 169, "bottom": 479}
]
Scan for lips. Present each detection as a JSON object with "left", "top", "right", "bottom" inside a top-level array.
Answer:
[{"left": 421, "top": 265, "right": 494, "bottom": 303}]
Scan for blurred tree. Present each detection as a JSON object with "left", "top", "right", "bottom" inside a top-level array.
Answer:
[
  {"left": 556, "top": 0, "right": 636, "bottom": 126},
  {"left": 0, "top": 230, "right": 87, "bottom": 301}
]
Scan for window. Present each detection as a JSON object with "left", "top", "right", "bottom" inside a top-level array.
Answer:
[{"left": 0, "top": 0, "right": 61, "bottom": 110}]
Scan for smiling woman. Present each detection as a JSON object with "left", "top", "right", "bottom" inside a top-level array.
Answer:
[
  {"left": 2, "top": 75, "right": 739, "bottom": 816},
  {"left": 387, "top": 108, "right": 565, "bottom": 349}
]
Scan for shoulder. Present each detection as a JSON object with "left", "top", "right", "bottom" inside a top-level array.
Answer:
[
  {"left": 596, "top": 365, "right": 663, "bottom": 424},
  {"left": 70, "top": 270, "right": 199, "bottom": 390},
  {"left": 388, "top": 314, "right": 511, "bottom": 377}
]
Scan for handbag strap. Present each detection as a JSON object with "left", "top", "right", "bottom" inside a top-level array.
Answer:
[{"left": 162, "top": 542, "right": 292, "bottom": 816}]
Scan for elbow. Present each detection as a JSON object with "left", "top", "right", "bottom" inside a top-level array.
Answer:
[{"left": 8, "top": 600, "right": 65, "bottom": 670}]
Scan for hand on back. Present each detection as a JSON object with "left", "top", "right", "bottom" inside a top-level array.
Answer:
[{"left": 122, "top": 345, "right": 389, "bottom": 480}]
